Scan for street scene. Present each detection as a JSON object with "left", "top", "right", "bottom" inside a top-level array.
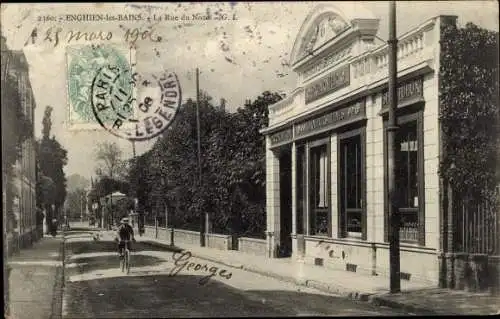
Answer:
[
  {"left": 61, "top": 224, "right": 410, "bottom": 317},
  {"left": 2, "top": 1, "right": 500, "bottom": 318}
]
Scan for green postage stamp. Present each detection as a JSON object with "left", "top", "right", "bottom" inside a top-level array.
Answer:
[{"left": 66, "top": 44, "right": 136, "bottom": 130}]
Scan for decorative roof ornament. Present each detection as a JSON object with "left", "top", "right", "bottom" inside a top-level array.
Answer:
[
  {"left": 290, "top": 3, "right": 379, "bottom": 69},
  {"left": 300, "top": 13, "right": 349, "bottom": 59}
]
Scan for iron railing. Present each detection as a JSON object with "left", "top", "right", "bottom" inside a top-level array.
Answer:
[{"left": 455, "top": 195, "right": 499, "bottom": 255}]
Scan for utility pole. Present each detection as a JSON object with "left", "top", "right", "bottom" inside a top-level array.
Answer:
[
  {"left": 80, "top": 192, "right": 83, "bottom": 223},
  {"left": 195, "top": 68, "right": 205, "bottom": 247},
  {"left": 387, "top": 0, "right": 401, "bottom": 293}
]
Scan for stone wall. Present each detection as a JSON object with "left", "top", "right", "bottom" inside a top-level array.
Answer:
[
  {"left": 303, "top": 237, "right": 439, "bottom": 284},
  {"left": 144, "top": 226, "right": 156, "bottom": 239},
  {"left": 157, "top": 227, "right": 173, "bottom": 244},
  {"left": 238, "top": 237, "right": 267, "bottom": 256},
  {"left": 172, "top": 229, "right": 200, "bottom": 246},
  {"left": 440, "top": 253, "right": 499, "bottom": 294},
  {"left": 205, "top": 233, "right": 232, "bottom": 251}
]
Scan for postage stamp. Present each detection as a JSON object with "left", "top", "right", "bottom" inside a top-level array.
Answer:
[
  {"left": 66, "top": 43, "right": 181, "bottom": 140},
  {"left": 66, "top": 43, "right": 135, "bottom": 131}
]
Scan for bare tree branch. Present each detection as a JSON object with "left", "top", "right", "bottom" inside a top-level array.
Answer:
[{"left": 94, "top": 142, "right": 125, "bottom": 180}]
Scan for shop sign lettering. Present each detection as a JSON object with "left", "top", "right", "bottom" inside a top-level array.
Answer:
[
  {"left": 295, "top": 100, "right": 365, "bottom": 137},
  {"left": 305, "top": 65, "right": 350, "bottom": 104},
  {"left": 269, "top": 128, "right": 293, "bottom": 145},
  {"left": 381, "top": 78, "right": 423, "bottom": 107}
]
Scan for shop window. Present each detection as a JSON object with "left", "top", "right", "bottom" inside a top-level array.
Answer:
[
  {"left": 396, "top": 121, "right": 419, "bottom": 242},
  {"left": 384, "top": 113, "right": 425, "bottom": 245},
  {"left": 309, "top": 140, "right": 331, "bottom": 236},
  {"left": 338, "top": 128, "right": 366, "bottom": 239}
]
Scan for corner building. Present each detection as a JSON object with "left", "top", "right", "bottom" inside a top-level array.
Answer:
[{"left": 261, "top": 3, "right": 458, "bottom": 285}]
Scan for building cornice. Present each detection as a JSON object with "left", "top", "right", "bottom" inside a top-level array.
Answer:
[{"left": 261, "top": 60, "right": 433, "bottom": 135}]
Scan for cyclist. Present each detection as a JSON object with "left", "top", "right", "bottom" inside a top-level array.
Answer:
[{"left": 115, "top": 217, "right": 136, "bottom": 258}]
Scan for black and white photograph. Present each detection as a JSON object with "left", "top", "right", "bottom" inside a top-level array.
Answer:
[{"left": 2, "top": 1, "right": 499, "bottom": 317}]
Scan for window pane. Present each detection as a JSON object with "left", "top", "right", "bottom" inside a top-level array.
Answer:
[
  {"left": 313, "top": 145, "right": 328, "bottom": 209},
  {"left": 394, "top": 120, "right": 420, "bottom": 242},
  {"left": 310, "top": 144, "right": 329, "bottom": 236},
  {"left": 318, "top": 150, "right": 327, "bottom": 207},
  {"left": 345, "top": 136, "right": 361, "bottom": 209},
  {"left": 347, "top": 210, "right": 362, "bottom": 232},
  {"left": 397, "top": 121, "right": 418, "bottom": 208},
  {"left": 341, "top": 135, "right": 363, "bottom": 234},
  {"left": 400, "top": 211, "right": 419, "bottom": 242}
]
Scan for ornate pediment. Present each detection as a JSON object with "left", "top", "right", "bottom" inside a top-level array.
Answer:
[
  {"left": 298, "top": 13, "right": 349, "bottom": 60},
  {"left": 290, "top": 4, "right": 379, "bottom": 70}
]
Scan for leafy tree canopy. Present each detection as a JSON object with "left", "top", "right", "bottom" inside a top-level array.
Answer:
[
  {"left": 439, "top": 22, "right": 499, "bottom": 202},
  {"left": 127, "top": 91, "right": 281, "bottom": 237}
]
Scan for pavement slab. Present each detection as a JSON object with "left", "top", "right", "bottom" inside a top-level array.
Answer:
[{"left": 6, "top": 234, "right": 65, "bottom": 319}]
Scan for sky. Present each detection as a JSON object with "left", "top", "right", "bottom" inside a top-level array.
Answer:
[{"left": 1, "top": 1, "right": 498, "bottom": 179}]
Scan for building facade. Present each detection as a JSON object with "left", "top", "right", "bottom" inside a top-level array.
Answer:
[
  {"left": 2, "top": 35, "right": 39, "bottom": 255},
  {"left": 261, "top": 4, "right": 458, "bottom": 285},
  {"left": 13, "top": 50, "right": 38, "bottom": 247}
]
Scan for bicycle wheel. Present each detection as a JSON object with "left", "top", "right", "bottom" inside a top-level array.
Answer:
[
  {"left": 125, "top": 249, "right": 130, "bottom": 274},
  {"left": 120, "top": 253, "right": 125, "bottom": 272}
]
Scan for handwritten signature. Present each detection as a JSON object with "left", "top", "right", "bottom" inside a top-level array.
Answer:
[{"left": 169, "top": 250, "right": 233, "bottom": 285}]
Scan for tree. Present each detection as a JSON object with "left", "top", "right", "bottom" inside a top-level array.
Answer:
[
  {"left": 92, "top": 176, "right": 129, "bottom": 198},
  {"left": 37, "top": 176, "right": 56, "bottom": 206},
  {"left": 114, "top": 197, "right": 135, "bottom": 220},
  {"left": 439, "top": 23, "right": 499, "bottom": 201},
  {"left": 66, "top": 174, "right": 90, "bottom": 193},
  {"left": 36, "top": 175, "right": 56, "bottom": 222},
  {"left": 94, "top": 141, "right": 127, "bottom": 180},
  {"left": 36, "top": 105, "right": 68, "bottom": 232},
  {"left": 126, "top": 90, "right": 282, "bottom": 237}
]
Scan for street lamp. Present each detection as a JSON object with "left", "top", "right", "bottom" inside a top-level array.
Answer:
[{"left": 80, "top": 192, "right": 84, "bottom": 223}]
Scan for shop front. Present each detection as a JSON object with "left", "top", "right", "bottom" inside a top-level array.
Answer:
[{"left": 262, "top": 3, "right": 457, "bottom": 284}]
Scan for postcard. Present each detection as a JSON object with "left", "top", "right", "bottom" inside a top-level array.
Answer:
[{"left": 2, "top": 2, "right": 499, "bottom": 318}]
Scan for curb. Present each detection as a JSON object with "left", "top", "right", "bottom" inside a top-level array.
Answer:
[
  {"left": 244, "top": 262, "right": 439, "bottom": 315},
  {"left": 50, "top": 234, "right": 66, "bottom": 319},
  {"left": 142, "top": 238, "right": 440, "bottom": 315},
  {"left": 367, "top": 295, "right": 442, "bottom": 316}
]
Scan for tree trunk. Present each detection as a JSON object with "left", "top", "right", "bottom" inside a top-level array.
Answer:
[{"left": 44, "top": 204, "right": 52, "bottom": 234}]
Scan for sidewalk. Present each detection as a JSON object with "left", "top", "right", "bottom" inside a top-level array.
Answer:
[
  {"left": 6, "top": 233, "right": 65, "bottom": 319},
  {"left": 138, "top": 234, "right": 500, "bottom": 316}
]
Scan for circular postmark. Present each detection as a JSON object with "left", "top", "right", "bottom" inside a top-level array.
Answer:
[
  {"left": 68, "top": 45, "right": 133, "bottom": 123},
  {"left": 90, "top": 62, "right": 182, "bottom": 141}
]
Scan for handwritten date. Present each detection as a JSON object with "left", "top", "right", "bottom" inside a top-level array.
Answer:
[{"left": 24, "top": 26, "right": 160, "bottom": 48}]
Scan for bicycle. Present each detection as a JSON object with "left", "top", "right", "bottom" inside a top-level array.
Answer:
[{"left": 119, "top": 240, "right": 132, "bottom": 274}]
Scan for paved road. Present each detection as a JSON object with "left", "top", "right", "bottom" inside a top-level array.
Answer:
[{"left": 62, "top": 227, "right": 413, "bottom": 317}]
